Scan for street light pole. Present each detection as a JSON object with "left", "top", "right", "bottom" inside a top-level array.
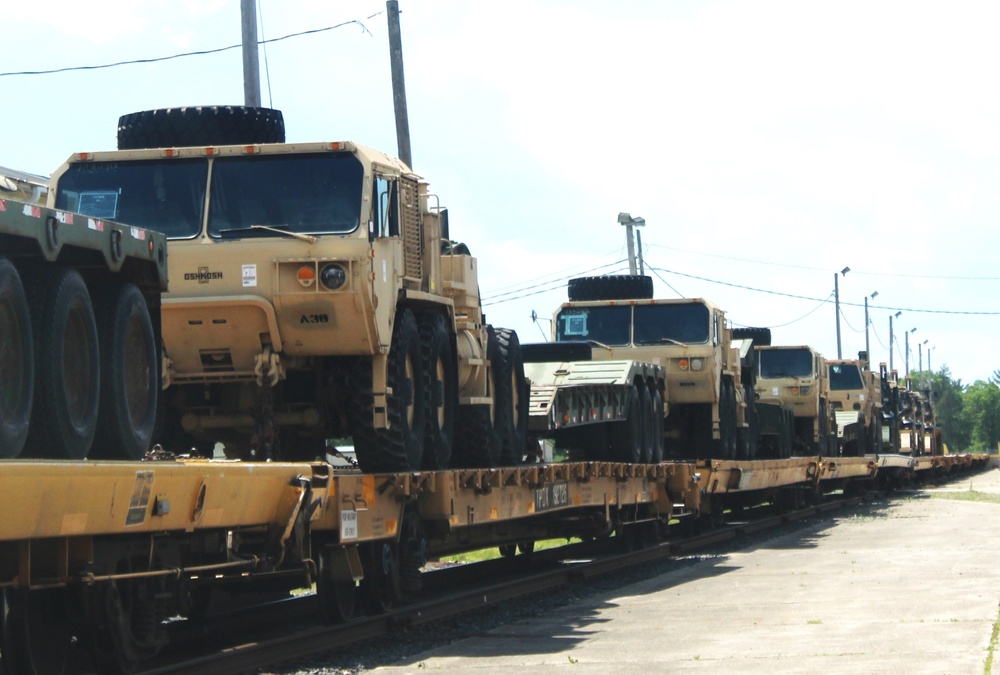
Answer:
[
  {"left": 835, "top": 267, "right": 849, "bottom": 359},
  {"left": 905, "top": 328, "right": 916, "bottom": 377},
  {"left": 889, "top": 311, "right": 901, "bottom": 373},
  {"left": 618, "top": 213, "right": 645, "bottom": 276},
  {"left": 864, "top": 291, "right": 877, "bottom": 360}
]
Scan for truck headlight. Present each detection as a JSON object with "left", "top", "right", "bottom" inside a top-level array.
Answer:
[{"left": 320, "top": 263, "right": 347, "bottom": 290}]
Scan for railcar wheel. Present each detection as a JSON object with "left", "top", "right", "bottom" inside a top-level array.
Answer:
[
  {"left": 0, "top": 259, "right": 32, "bottom": 459},
  {"left": 317, "top": 548, "right": 357, "bottom": 623},
  {"left": 23, "top": 268, "right": 99, "bottom": 459},
  {"left": 362, "top": 542, "right": 401, "bottom": 615},
  {"left": 498, "top": 544, "right": 517, "bottom": 558},
  {"left": 86, "top": 574, "right": 166, "bottom": 675},
  {"left": 1, "top": 588, "right": 72, "bottom": 675},
  {"left": 419, "top": 314, "right": 457, "bottom": 469},
  {"left": 91, "top": 283, "right": 158, "bottom": 460},
  {"left": 517, "top": 540, "right": 535, "bottom": 555}
]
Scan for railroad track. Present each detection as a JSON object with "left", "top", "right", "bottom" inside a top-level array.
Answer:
[{"left": 137, "top": 493, "right": 867, "bottom": 675}]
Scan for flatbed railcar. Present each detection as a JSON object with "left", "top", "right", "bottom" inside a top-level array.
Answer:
[{"left": 0, "top": 452, "right": 989, "bottom": 674}]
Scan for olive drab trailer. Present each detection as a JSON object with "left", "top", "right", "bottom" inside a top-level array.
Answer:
[
  {"left": 536, "top": 274, "right": 793, "bottom": 461},
  {"left": 48, "top": 106, "right": 527, "bottom": 473},
  {"left": 0, "top": 193, "right": 167, "bottom": 461}
]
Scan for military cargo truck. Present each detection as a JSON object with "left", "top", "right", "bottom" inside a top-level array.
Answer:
[
  {"left": 826, "top": 351, "right": 882, "bottom": 456},
  {"left": 48, "top": 106, "right": 526, "bottom": 472},
  {"left": 0, "top": 192, "right": 166, "bottom": 460},
  {"left": 754, "top": 345, "right": 837, "bottom": 456},
  {"left": 544, "top": 275, "right": 790, "bottom": 459}
]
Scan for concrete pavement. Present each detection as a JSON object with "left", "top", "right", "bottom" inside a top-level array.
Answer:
[{"left": 373, "top": 464, "right": 1000, "bottom": 674}]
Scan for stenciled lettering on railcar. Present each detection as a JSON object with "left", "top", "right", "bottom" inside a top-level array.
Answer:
[
  {"left": 126, "top": 471, "right": 155, "bottom": 526},
  {"left": 534, "top": 481, "right": 570, "bottom": 512},
  {"left": 341, "top": 509, "right": 359, "bottom": 541}
]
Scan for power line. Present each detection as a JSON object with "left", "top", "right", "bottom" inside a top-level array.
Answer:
[
  {"left": 481, "top": 249, "right": 623, "bottom": 296},
  {"left": 481, "top": 262, "right": 632, "bottom": 307},
  {"left": 0, "top": 16, "right": 380, "bottom": 78},
  {"left": 648, "top": 243, "right": 1000, "bottom": 282},
  {"left": 647, "top": 265, "right": 1000, "bottom": 316},
  {"left": 732, "top": 292, "right": 833, "bottom": 330}
]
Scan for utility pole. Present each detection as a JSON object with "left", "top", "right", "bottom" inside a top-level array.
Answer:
[
  {"left": 834, "top": 273, "right": 842, "bottom": 359},
  {"left": 386, "top": 1, "right": 412, "bottom": 167},
  {"left": 905, "top": 330, "right": 909, "bottom": 376},
  {"left": 241, "top": 0, "right": 261, "bottom": 107},
  {"left": 889, "top": 314, "right": 893, "bottom": 375},
  {"left": 864, "top": 295, "right": 870, "bottom": 360},
  {"left": 636, "top": 230, "right": 645, "bottom": 276}
]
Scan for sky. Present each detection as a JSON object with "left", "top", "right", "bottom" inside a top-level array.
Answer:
[{"left": 3, "top": 0, "right": 999, "bottom": 385}]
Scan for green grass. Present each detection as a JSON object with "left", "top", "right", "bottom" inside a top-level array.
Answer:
[
  {"left": 986, "top": 602, "right": 1000, "bottom": 674},
  {"left": 929, "top": 490, "right": 1000, "bottom": 505},
  {"left": 438, "top": 537, "right": 582, "bottom": 564}
]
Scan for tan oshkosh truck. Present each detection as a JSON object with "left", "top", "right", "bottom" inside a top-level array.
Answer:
[
  {"left": 546, "top": 276, "right": 789, "bottom": 460},
  {"left": 48, "top": 106, "right": 526, "bottom": 472},
  {"left": 754, "top": 345, "right": 837, "bottom": 455},
  {"left": 826, "top": 351, "right": 882, "bottom": 456}
]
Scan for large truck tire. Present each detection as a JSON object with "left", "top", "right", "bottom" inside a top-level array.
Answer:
[
  {"left": 612, "top": 385, "right": 642, "bottom": 463},
  {"left": 495, "top": 328, "right": 528, "bottom": 465},
  {"left": 23, "top": 269, "right": 100, "bottom": 459},
  {"left": 0, "top": 258, "right": 33, "bottom": 458},
  {"left": 650, "top": 386, "right": 665, "bottom": 463},
  {"left": 117, "top": 106, "right": 285, "bottom": 150},
  {"left": 90, "top": 283, "right": 159, "bottom": 460},
  {"left": 419, "top": 314, "right": 457, "bottom": 470},
  {"left": 349, "top": 309, "right": 426, "bottom": 473},
  {"left": 567, "top": 275, "right": 653, "bottom": 302},
  {"left": 452, "top": 327, "right": 505, "bottom": 468}
]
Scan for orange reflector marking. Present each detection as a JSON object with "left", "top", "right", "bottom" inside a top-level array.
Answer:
[
  {"left": 297, "top": 266, "right": 316, "bottom": 287},
  {"left": 204, "top": 147, "right": 216, "bottom": 155},
  {"left": 78, "top": 153, "right": 91, "bottom": 161},
  {"left": 328, "top": 142, "right": 342, "bottom": 151}
]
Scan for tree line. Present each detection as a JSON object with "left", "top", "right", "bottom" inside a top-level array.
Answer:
[{"left": 911, "top": 367, "right": 1000, "bottom": 453}]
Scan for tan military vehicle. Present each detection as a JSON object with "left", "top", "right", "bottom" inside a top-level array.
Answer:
[
  {"left": 49, "top": 106, "right": 526, "bottom": 472},
  {"left": 551, "top": 276, "right": 781, "bottom": 459},
  {"left": 754, "top": 345, "right": 837, "bottom": 455},
  {"left": 826, "top": 351, "right": 883, "bottom": 455}
]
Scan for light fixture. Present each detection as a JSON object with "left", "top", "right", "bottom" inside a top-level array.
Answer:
[
  {"left": 871, "top": 291, "right": 879, "bottom": 299},
  {"left": 894, "top": 311, "right": 902, "bottom": 318},
  {"left": 841, "top": 266, "right": 851, "bottom": 276}
]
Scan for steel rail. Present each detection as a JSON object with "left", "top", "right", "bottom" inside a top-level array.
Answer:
[{"left": 139, "top": 495, "right": 865, "bottom": 675}]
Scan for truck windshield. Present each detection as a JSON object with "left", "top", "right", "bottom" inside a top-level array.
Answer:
[
  {"left": 208, "top": 153, "right": 363, "bottom": 239},
  {"left": 54, "top": 159, "right": 207, "bottom": 239},
  {"left": 55, "top": 152, "right": 365, "bottom": 241},
  {"left": 759, "top": 348, "right": 814, "bottom": 378},
  {"left": 633, "top": 303, "right": 710, "bottom": 345},
  {"left": 555, "top": 306, "right": 631, "bottom": 346},
  {"left": 829, "top": 363, "right": 864, "bottom": 390}
]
